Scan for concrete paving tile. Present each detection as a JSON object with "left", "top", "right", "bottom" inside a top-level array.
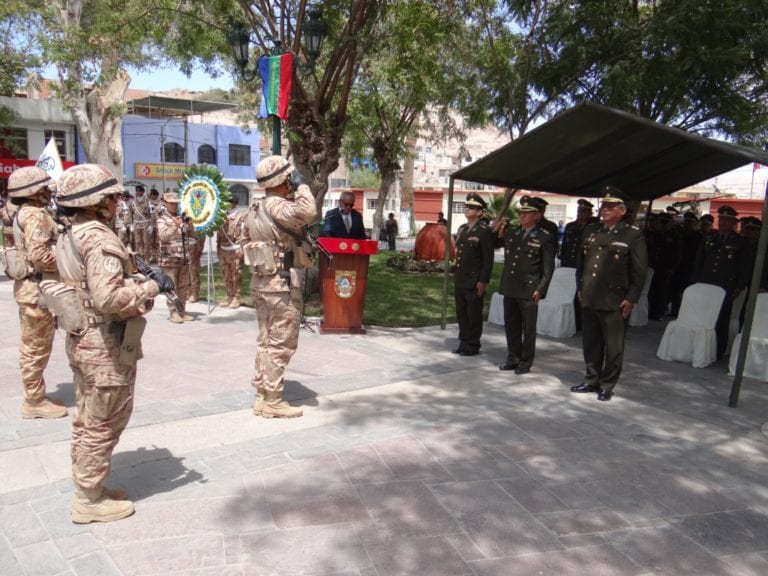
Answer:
[
  {"left": 371, "top": 436, "right": 452, "bottom": 482},
  {"left": 335, "top": 445, "right": 397, "bottom": 484},
  {"left": 55, "top": 532, "right": 103, "bottom": 559},
  {"left": 0, "top": 482, "right": 62, "bottom": 505},
  {"left": 232, "top": 525, "right": 370, "bottom": 575},
  {"left": 534, "top": 508, "right": 632, "bottom": 535},
  {"left": 444, "top": 533, "right": 486, "bottom": 562},
  {"left": 160, "top": 567, "right": 245, "bottom": 576},
  {"left": 629, "top": 472, "right": 744, "bottom": 515},
  {"left": 558, "top": 533, "right": 608, "bottom": 549},
  {"left": 416, "top": 429, "right": 503, "bottom": 462},
  {"left": 265, "top": 482, "right": 370, "bottom": 529},
  {"left": 38, "top": 506, "right": 90, "bottom": 539},
  {"left": 355, "top": 481, "right": 461, "bottom": 540},
  {"left": 141, "top": 477, "right": 244, "bottom": 503},
  {"left": 363, "top": 535, "right": 472, "bottom": 576},
  {"left": 440, "top": 456, "right": 530, "bottom": 482},
  {"left": 0, "top": 535, "right": 25, "bottom": 576},
  {"left": 497, "top": 477, "right": 571, "bottom": 513},
  {"left": 609, "top": 525, "right": 748, "bottom": 576},
  {"left": 260, "top": 454, "right": 350, "bottom": 488},
  {"left": 0, "top": 501, "right": 49, "bottom": 547},
  {"left": 69, "top": 550, "right": 123, "bottom": 576},
  {"left": 499, "top": 411, "right": 594, "bottom": 440},
  {"left": 107, "top": 534, "right": 225, "bottom": 576},
  {"left": 15, "top": 539, "right": 69, "bottom": 575},
  {"left": 429, "top": 480, "right": 562, "bottom": 557},
  {"left": 721, "top": 551, "right": 768, "bottom": 576},
  {"left": 469, "top": 544, "right": 644, "bottom": 576},
  {"left": 670, "top": 509, "right": 768, "bottom": 556}
]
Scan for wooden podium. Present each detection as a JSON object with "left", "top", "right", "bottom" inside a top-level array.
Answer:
[{"left": 317, "top": 238, "right": 379, "bottom": 334}]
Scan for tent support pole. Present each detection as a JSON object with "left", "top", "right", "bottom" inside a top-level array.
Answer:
[{"left": 441, "top": 178, "right": 455, "bottom": 330}]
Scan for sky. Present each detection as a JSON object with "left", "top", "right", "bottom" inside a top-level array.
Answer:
[{"left": 127, "top": 66, "right": 235, "bottom": 92}]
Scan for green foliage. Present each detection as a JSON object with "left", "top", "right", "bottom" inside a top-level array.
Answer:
[
  {"left": 384, "top": 251, "right": 452, "bottom": 274},
  {"left": 348, "top": 168, "right": 380, "bottom": 189}
]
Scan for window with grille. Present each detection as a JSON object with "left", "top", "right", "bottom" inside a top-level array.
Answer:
[
  {"left": 43, "top": 130, "right": 67, "bottom": 158},
  {"left": 162, "top": 142, "right": 185, "bottom": 163},
  {"left": 228, "top": 144, "right": 251, "bottom": 166},
  {"left": 197, "top": 144, "right": 216, "bottom": 165}
]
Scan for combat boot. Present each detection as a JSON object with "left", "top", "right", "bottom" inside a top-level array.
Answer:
[
  {"left": 228, "top": 298, "right": 241, "bottom": 309},
  {"left": 260, "top": 391, "right": 303, "bottom": 419},
  {"left": 71, "top": 488, "right": 135, "bottom": 524},
  {"left": 182, "top": 312, "right": 194, "bottom": 321},
  {"left": 169, "top": 312, "right": 184, "bottom": 324},
  {"left": 218, "top": 298, "right": 230, "bottom": 307},
  {"left": 187, "top": 294, "right": 198, "bottom": 303},
  {"left": 252, "top": 388, "right": 265, "bottom": 416},
  {"left": 21, "top": 397, "right": 68, "bottom": 419}
]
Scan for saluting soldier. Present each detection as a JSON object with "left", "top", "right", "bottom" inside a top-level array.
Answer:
[
  {"left": 217, "top": 196, "right": 246, "bottom": 309},
  {"left": 453, "top": 192, "right": 495, "bottom": 356},
  {"left": 131, "top": 185, "right": 152, "bottom": 261},
  {"left": 692, "top": 205, "right": 750, "bottom": 358},
  {"left": 571, "top": 186, "right": 648, "bottom": 401},
  {"left": 496, "top": 196, "right": 555, "bottom": 374},
  {"left": 157, "top": 192, "right": 196, "bottom": 323}
]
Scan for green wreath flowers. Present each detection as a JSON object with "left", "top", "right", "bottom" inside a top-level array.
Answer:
[{"left": 176, "top": 164, "right": 232, "bottom": 235}]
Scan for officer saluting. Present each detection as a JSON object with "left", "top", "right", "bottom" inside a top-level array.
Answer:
[
  {"left": 496, "top": 196, "right": 555, "bottom": 374},
  {"left": 571, "top": 186, "right": 648, "bottom": 401},
  {"left": 453, "top": 193, "right": 494, "bottom": 356}
]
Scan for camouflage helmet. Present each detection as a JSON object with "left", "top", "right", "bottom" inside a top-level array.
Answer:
[
  {"left": 7, "top": 166, "right": 54, "bottom": 198},
  {"left": 57, "top": 164, "right": 123, "bottom": 208},
  {"left": 256, "top": 155, "right": 294, "bottom": 189}
]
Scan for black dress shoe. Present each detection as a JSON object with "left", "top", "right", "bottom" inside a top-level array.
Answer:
[
  {"left": 499, "top": 362, "right": 518, "bottom": 371},
  {"left": 514, "top": 367, "right": 530, "bottom": 375},
  {"left": 570, "top": 383, "right": 599, "bottom": 393},
  {"left": 459, "top": 349, "right": 479, "bottom": 356},
  {"left": 451, "top": 347, "right": 464, "bottom": 354},
  {"left": 597, "top": 389, "right": 613, "bottom": 401}
]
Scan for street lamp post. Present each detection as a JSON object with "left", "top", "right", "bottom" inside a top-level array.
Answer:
[{"left": 228, "top": 7, "right": 326, "bottom": 156}]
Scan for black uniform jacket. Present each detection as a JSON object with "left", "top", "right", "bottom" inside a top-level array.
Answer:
[
  {"left": 577, "top": 221, "right": 648, "bottom": 311},
  {"left": 692, "top": 231, "right": 749, "bottom": 292},
  {"left": 454, "top": 221, "right": 494, "bottom": 290},
  {"left": 498, "top": 224, "right": 555, "bottom": 299}
]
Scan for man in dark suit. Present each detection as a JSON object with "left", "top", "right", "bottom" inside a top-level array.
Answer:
[
  {"left": 496, "top": 196, "right": 555, "bottom": 374},
  {"left": 321, "top": 191, "right": 367, "bottom": 239},
  {"left": 691, "top": 205, "right": 749, "bottom": 359},
  {"left": 453, "top": 193, "right": 495, "bottom": 356},
  {"left": 571, "top": 186, "right": 648, "bottom": 401}
]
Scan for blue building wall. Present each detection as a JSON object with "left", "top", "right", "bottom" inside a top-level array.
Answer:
[{"left": 121, "top": 115, "right": 260, "bottom": 185}]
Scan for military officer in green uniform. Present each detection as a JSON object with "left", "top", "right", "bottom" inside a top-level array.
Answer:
[
  {"left": 692, "top": 205, "right": 749, "bottom": 359},
  {"left": 453, "top": 193, "right": 494, "bottom": 356},
  {"left": 571, "top": 186, "right": 648, "bottom": 401},
  {"left": 496, "top": 196, "right": 555, "bottom": 374},
  {"left": 560, "top": 199, "right": 598, "bottom": 331}
]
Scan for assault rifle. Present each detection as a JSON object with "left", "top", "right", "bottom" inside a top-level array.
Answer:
[
  {"left": 303, "top": 220, "right": 333, "bottom": 264},
  {"left": 134, "top": 255, "right": 184, "bottom": 315}
]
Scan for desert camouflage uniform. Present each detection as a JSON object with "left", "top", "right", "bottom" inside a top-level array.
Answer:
[
  {"left": 1, "top": 202, "right": 15, "bottom": 247},
  {"left": 187, "top": 231, "right": 206, "bottom": 302},
  {"left": 131, "top": 195, "right": 152, "bottom": 260},
  {"left": 62, "top": 217, "right": 159, "bottom": 493},
  {"left": 14, "top": 204, "right": 58, "bottom": 403},
  {"left": 217, "top": 208, "right": 245, "bottom": 305},
  {"left": 243, "top": 184, "right": 316, "bottom": 395},
  {"left": 157, "top": 209, "right": 194, "bottom": 316},
  {"left": 116, "top": 197, "right": 133, "bottom": 247},
  {"left": 147, "top": 196, "right": 160, "bottom": 262}
]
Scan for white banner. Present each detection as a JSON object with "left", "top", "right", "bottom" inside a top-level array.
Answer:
[{"left": 36, "top": 138, "right": 64, "bottom": 181}]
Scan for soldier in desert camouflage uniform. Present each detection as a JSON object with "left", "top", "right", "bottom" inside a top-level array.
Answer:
[
  {"left": 131, "top": 185, "right": 152, "bottom": 261},
  {"left": 157, "top": 192, "right": 195, "bottom": 322},
  {"left": 187, "top": 229, "right": 206, "bottom": 303},
  {"left": 7, "top": 166, "right": 68, "bottom": 419},
  {"left": 217, "top": 196, "right": 245, "bottom": 309},
  {"left": 55, "top": 163, "right": 174, "bottom": 524},
  {"left": 115, "top": 191, "right": 133, "bottom": 247},
  {"left": 243, "top": 156, "right": 316, "bottom": 418},
  {"left": 1, "top": 189, "right": 15, "bottom": 247},
  {"left": 147, "top": 187, "right": 160, "bottom": 263}
]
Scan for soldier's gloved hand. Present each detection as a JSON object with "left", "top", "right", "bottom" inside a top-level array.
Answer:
[{"left": 152, "top": 269, "right": 176, "bottom": 293}]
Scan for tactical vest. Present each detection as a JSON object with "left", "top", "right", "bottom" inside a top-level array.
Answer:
[{"left": 243, "top": 200, "right": 288, "bottom": 275}]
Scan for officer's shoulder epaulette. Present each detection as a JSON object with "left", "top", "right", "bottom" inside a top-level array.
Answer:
[
  {"left": 629, "top": 224, "right": 641, "bottom": 231},
  {"left": 539, "top": 227, "right": 553, "bottom": 236}
]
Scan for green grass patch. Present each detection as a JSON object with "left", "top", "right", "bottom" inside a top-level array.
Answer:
[{"left": 201, "top": 254, "right": 503, "bottom": 328}]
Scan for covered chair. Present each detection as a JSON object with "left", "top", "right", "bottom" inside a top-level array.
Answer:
[
  {"left": 728, "top": 293, "right": 768, "bottom": 381},
  {"left": 656, "top": 283, "right": 726, "bottom": 368},
  {"left": 487, "top": 292, "right": 504, "bottom": 326},
  {"left": 726, "top": 289, "right": 748, "bottom": 356},
  {"left": 536, "top": 267, "right": 578, "bottom": 338},
  {"left": 629, "top": 267, "right": 654, "bottom": 327}
]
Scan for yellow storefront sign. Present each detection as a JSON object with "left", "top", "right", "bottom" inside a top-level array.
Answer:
[{"left": 134, "top": 163, "right": 187, "bottom": 180}]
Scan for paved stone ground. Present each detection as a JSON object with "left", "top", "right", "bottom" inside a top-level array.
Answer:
[{"left": 1, "top": 276, "right": 768, "bottom": 576}]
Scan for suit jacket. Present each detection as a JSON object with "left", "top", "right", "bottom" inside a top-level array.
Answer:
[
  {"left": 498, "top": 224, "right": 555, "bottom": 299},
  {"left": 454, "top": 220, "right": 494, "bottom": 290},
  {"left": 321, "top": 207, "right": 367, "bottom": 239},
  {"left": 577, "top": 221, "right": 648, "bottom": 311}
]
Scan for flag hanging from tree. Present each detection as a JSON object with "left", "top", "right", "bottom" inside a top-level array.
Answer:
[
  {"left": 36, "top": 137, "right": 64, "bottom": 181},
  {"left": 258, "top": 53, "right": 294, "bottom": 120}
]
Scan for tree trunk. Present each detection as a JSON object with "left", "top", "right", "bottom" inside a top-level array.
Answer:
[{"left": 402, "top": 117, "right": 419, "bottom": 235}]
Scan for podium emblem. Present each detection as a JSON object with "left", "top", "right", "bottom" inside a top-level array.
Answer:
[{"left": 334, "top": 270, "right": 357, "bottom": 299}]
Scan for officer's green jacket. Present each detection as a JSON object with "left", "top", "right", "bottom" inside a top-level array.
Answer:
[{"left": 497, "top": 224, "right": 555, "bottom": 299}]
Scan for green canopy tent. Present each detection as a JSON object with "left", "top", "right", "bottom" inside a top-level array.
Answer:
[{"left": 444, "top": 101, "right": 768, "bottom": 406}]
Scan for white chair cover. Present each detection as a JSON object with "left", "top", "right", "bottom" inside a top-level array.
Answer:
[
  {"left": 629, "top": 267, "right": 654, "bottom": 327},
  {"left": 656, "top": 283, "right": 726, "bottom": 368},
  {"left": 536, "top": 267, "right": 577, "bottom": 338},
  {"left": 729, "top": 293, "right": 768, "bottom": 381},
  {"left": 726, "top": 289, "right": 748, "bottom": 355},
  {"left": 487, "top": 292, "right": 504, "bottom": 326}
]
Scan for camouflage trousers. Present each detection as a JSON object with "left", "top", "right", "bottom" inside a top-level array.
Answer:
[
  {"left": 218, "top": 249, "right": 243, "bottom": 301},
  {"left": 188, "top": 239, "right": 204, "bottom": 298},
  {"left": 67, "top": 325, "right": 136, "bottom": 492},
  {"left": 251, "top": 290, "right": 300, "bottom": 393},
  {"left": 133, "top": 223, "right": 151, "bottom": 261},
  {"left": 161, "top": 264, "right": 191, "bottom": 315},
  {"left": 18, "top": 303, "right": 55, "bottom": 402}
]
